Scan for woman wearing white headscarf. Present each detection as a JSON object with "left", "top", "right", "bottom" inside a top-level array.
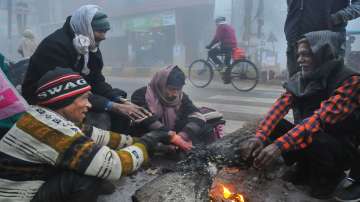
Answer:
[
  {"left": 18, "top": 29, "right": 38, "bottom": 58},
  {"left": 23, "top": 5, "right": 150, "bottom": 133}
]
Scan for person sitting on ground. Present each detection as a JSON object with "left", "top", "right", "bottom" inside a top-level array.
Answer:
[
  {"left": 239, "top": 30, "right": 360, "bottom": 200},
  {"left": 0, "top": 67, "right": 173, "bottom": 202},
  {"left": 131, "top": 65, "right": 207, "bottom": 151},
  {"left": 206, "top": 16, "right": 237, "bottom": 84},
  {"left": 22, "top": 5, "right": 149, "bottom": 133}
]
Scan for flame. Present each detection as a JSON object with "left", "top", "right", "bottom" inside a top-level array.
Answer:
[
  {"left": 223, "top": 185, "right": 232, "bottom": 199},
  {"left": 234, "top": 194, "right": 245, "bottom": 202},
  {"left": 221, "top": 185, "right": 245, "bottom": 202}
]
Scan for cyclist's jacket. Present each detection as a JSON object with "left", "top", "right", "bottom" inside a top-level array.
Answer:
[{"left": 209, "top": 23, "right": 237, "bottom": 49}]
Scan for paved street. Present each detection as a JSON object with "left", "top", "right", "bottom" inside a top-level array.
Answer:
[{"left": 107, "top": 76, "right": 288, "bottom": 134}]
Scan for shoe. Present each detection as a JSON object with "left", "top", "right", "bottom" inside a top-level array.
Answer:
[
  {"left": 334, "top": 178, "right": 360, "bottom": 202},
  {"left": 310, "top": 172, "right": 346, "bottom": 200},
  {"left": 221, "top": 68, "right": 231, "bottom": 84}
]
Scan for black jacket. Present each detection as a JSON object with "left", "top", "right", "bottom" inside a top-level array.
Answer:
[
  {"left": 131, "top": 87, "right": 205, "bottom": 138},
  {"left": 22, "top": 17, "right": 126, "bottom": 111},
  {"left": 285, "top": 0, "right": 360, "bottom": 44},
  {"left": 283, "top": 30, "right": 360, "bottom": 134}
]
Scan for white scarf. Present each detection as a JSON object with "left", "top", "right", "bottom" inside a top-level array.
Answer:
[{"left": 70, "top": 5, "right": 100, "bottom": 75}]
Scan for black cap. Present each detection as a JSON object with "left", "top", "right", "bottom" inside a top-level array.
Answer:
[{"left": 166, "top": 66, "right": 185, "bottom": 88}]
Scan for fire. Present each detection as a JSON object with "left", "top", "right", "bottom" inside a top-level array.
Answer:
[
  {"left": 223, "top": 185, "right": 232, "bottom": 199},
  {"left": 221, "top": 185, "right": 245, "bottom": 202}
]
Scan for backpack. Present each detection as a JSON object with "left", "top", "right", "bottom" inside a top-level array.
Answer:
[{"left": 198, "top": 106, "right": 226, "bottom": 142}]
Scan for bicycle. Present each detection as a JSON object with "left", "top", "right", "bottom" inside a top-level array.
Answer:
[{"left": 188, "top": 48, "right": 259, "bottom": 92}]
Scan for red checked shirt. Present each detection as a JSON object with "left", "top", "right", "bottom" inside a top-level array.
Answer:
[{"left": 256, "top": 75, "right": 360, "bottom": 152}]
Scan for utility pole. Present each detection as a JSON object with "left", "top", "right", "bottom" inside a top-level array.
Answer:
[{"left": 7, "top": 0, "right": 12, "bottom": 39}]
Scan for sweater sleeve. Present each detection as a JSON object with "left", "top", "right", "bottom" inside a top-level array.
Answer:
[
  {"left": 255, "top": 92, "right": 293, "bottom": 143},
  {"left": 15, "top": 109, "right": 149, "bottom": 180},
  {"left": 82, "top": 124, "right": 137, "bottom": 149},
  {"left": 332, "top": 0, "right": 360, "bottom": 24}
]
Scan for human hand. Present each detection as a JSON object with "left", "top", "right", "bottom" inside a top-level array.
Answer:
[
  {"left": 177, "top": 131, "right": 191, "bottom": 142},
  {"left": 328, "top": 14, "right": 343, "bottom": 29},
  {"left": 253, "top": 143, "right": 281, "bottom": 170},
  {"left": 240, "top": 137, "right": 264, "bottom": 161},
  {"left": 111, "top": 102, "right": 152, "bottom": 122},
  {"left": 205, "top": 45, "right": 212, "bottom": 50},
  {"left": 169, "top": 131, "right": 193, "bottom": 151},
  {"left": 139, "top": 130, "right": 171, "bottom": 153}
]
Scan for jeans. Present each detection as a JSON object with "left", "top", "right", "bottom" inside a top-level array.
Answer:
[{"left": 208, "top": 47, "right": 232, "bottom": 67}]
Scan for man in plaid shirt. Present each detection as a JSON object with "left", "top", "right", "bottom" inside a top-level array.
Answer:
[{"left": 240, "top": 30, "right": 360, "bottom": 200}]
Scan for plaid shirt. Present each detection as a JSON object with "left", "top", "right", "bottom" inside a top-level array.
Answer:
[{"left": 256, "top": 75, "right": 360, "bottom": 151}]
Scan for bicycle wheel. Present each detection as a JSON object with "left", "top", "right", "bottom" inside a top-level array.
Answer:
[
  {"left": 230, "top": 59, "right": 259, "bottom": 92},
  {"left": 188, "top": 59, "right": 214, "bottom": 88}
]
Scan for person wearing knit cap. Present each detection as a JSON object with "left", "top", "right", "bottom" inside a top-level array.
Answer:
[
  {"left": 0, "top": 67, "right": 173, "bottom": 202},
  {"left": 131, "top": 65, "right": 207, "bottom": 152},
  {"left": 22, "top": 5, "right": 150, "bottom": 134}
]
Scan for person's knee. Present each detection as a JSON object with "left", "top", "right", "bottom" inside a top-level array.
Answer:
[{"left": 306, "top": 133, "right": 345, "bottom": 169}]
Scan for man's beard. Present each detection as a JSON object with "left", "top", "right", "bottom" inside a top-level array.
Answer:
[{"left": 301, "top": 65, "right": 317, "bottom": 80}]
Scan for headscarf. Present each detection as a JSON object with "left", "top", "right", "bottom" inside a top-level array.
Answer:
[
  {"left": 22, "top": 29, "right": 35, "bottom": 39},
  {"left": 145, "top": 65, "right": 184, "bottom": 129},
  {"left": 284, "top": 31, "right": 344, "bottom": 97},
  {"left": 297, "top": 30, "right": 343, "bottom": 81},
  {"left": 70, "top": 5, "right": 99, "bottom": 75},
  {"left": 19, "top": 29, "right": 37, "bottom": 58}
]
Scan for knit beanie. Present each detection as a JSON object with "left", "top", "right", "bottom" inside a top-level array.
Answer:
[
  {"left": 91, "top": 11, "right": 110, "bottom": 32},
  {"left": 166, "top": 66, "right": 186, "bottom": 88},
  {"left": 36, "top": 67, "right": 91, "bottom": 110}
]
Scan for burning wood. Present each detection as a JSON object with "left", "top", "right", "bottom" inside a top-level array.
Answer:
[{"left": 209, "top": 168, "right": 247, "bottom": 202}]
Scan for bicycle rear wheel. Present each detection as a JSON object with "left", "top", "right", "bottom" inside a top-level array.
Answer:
[
  {"left": 188, "top": 59, "right": 214, "bottom": 88},
  {"left": 230, "top": 59, "right": 259, "bottom": 92}
]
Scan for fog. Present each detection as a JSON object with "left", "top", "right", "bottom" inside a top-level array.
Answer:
[{"left": 1, "top": 0, "right": 360, "bottom": 76}]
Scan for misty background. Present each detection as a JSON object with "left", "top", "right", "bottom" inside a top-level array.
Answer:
[{"left": 1, "top": 0, "right": 360, "bottom": 78}]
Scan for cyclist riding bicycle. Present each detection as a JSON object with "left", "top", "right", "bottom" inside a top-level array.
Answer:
[{"left": 206, "top": 16, "right": 237, "bottom": 84}]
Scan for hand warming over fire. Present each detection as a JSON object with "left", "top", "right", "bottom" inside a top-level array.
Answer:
[
  {"left": 169, "top": 131, "right": 193, "bottom": 151},
  {"left": 253, "top": 143, "right": 281, "bottom": 169},
  {"left": 240, "top": 137, "right": 264, "bottom": 161}
]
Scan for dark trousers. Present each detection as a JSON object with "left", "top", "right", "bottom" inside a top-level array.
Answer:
[
  {"left": 31, "top": 171, "right": 115, "bottom": 202},
  {"left": 208, "top": 47, "right": 233, "bottom": 67},
  {"left": 270, "top": 119, "right": 356, "bottom": 179}
]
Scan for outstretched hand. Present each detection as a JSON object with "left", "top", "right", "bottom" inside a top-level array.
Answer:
[
  {"left": 240, "top": 137, "right": 264, "bottom": 161},
  {"left": 253, "top": 143, "right": 281, "bottom": 169},
  {"left": 111, "top": 102, "right": 152, "bottom": 122}
]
